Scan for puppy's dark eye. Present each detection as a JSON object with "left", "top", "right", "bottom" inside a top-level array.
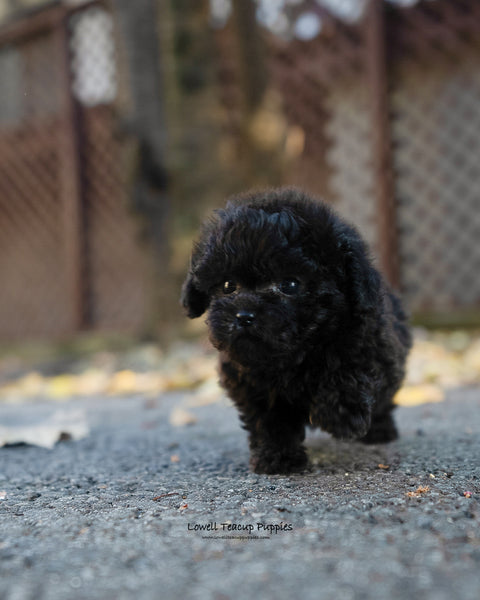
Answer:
[
  {"left": 223, "top": 281, "right": 237, "bottom": 294},
  {"left": 279, "top": 279, "right": 300, "bottom": 296}
]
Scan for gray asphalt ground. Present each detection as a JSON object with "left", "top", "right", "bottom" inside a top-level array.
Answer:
[{"left": 0, "top": 387, "right": 479, "bottom": 600}]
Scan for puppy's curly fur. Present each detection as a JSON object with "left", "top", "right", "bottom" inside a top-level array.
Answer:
[{"left": 181, "top": 188, "right": 411, "bottom": 474}]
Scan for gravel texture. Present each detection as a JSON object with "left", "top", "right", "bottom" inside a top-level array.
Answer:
[{"left": 0, "top": 388, "right": 479, "bottom": 600}]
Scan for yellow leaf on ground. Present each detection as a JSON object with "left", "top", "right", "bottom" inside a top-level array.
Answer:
[
  {"left": 164, "top": 371, "right": 198, "bottom": 391},
  {"left": 75, "top": 370, "right": 110, "bottom": 396},
  {"left": 406, "top": 485, "right": 430, "bottom": 497},
  {"left": 18, "top": 372, "right": 46, "bottom": 396},
  {"left": 108, "top": 370, "right": 138, "bottom": 395},
  {"left": 186, "top": 379, "right": 223, "bottom": 407},
  {"left": 394, "top": 384, "right": 445, "bottom": 407},
  {"left": 169, "top": 407, "right": 197, "bottom": 427},
  {"left": 47, "top": 375, "right": 76, "bottom": 399},
  {"left": 134, "top": 372, "right": 166, "bottom": 394}
]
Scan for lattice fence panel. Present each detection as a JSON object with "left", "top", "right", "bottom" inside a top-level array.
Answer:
[
  {"left": 215, "top": 0, "right": 480, "bottom": 314},
  {"left": 269, "top": 23, "right": 379, "bottom": 253},
  {"left": 324, "top": 79, "right": 378, "bottom": 253},
  {"left": 389, "top": 3, "right": 480, "bottom": 311},
  {"left": 0, "top": 2, "right": 152, "bottom": 339},
  {"left": 68, "top": 5, "right": 150, "bottom": 332},
  {"left": 81, "top": 105, "right": 149, "bottom": 330},
  {"left": 269, "top": 40, "right": 332, "bottom": 200},
  {"left": 0, "top": 29, "right": 69, "bottom": 338}
]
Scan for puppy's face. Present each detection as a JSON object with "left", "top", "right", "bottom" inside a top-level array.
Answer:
[
  {"left": 182, "top": 200, "right": 350, "bottom": 367},
  {"left": 208, "top": 273, "right": 310, "bottom": 364}
]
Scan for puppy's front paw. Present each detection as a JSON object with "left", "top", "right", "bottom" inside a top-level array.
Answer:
[
  {"left": 360, "top": 412, "right": 398, "bottom": 444},
  {"left": 250, "top": 448, "right": 309, "bottom": 474}
]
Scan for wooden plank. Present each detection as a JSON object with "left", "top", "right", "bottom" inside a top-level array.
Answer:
[
  {"left": 364, "top": 0, "right": 400, "bottom": 289},
  {"left": 55, "top": 10, "right": 86, "bottom": 332},
  {"left": 0, "top": 6, "right": 62, "bottom": 45},
  {"left": 0, "top": 0, "right": 108, "bottom": 45}
]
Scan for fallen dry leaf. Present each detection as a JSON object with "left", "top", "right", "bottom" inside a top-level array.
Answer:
[
  {"left": 15, "top": 372, "right": 46, "bottom": 398},
  {"left": 394, "top": 384, "right": 444, "bottom": 407},
  {"left": 186, "top": 379, "right": 223, "bottom": 407},
  {"left": 406, "top": 485, "right": 430, "bottom": 498},
  {"left": 0, "top": 409, "right": 89, "bottom": 449},
  {"left": 47, "top": 375, "right": 76, "bottom": 399},
  {"left": 75, "top": 369, "right": 111, "bottom": 396},
  {"left": 163, "top": 371, "right": 198, "bottom": 391},
  {"left": 169, "top": 407, "right": 197, "bottom": 427},
  {"left": 153, "top": 492, "right": 180, "bottom": 501},
  {"left": 107, "top": 370, "right": 138, "bottom": 395}
]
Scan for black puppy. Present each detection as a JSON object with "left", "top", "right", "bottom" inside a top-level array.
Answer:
[{"left": 181, "top": 188, "right": 411, "bottom": 474}]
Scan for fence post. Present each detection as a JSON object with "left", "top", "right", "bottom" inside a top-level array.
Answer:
[
  {"left": 365, "top": 0, "right": 400, "bottom": 289},
  {"left": 56, "top": 8, "right": 86, "bottom": 332}
]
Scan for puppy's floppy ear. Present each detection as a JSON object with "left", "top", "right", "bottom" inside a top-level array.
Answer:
[
  {"left": 181, "top": 213, "right": 225, "bottom": 318},
  {"left": 337, "top": 229, "right": 381, "bottom": 315},
  {"left": 181, "top": 267, "right": 209, "bottom": 318}
]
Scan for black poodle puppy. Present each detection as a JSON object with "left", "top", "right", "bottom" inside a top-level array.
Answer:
[{"left": 181, "top": 188, "right": 411, "bottom": 474}]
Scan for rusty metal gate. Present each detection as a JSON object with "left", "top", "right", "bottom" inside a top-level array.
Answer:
[
  {"left": 0, "top": 1, "right": 150, "bottom": 339},
  {"left": 215, "top": 0, "right": 480, "bottom": 317}
]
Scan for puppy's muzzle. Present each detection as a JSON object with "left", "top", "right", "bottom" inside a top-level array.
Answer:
[{"left": 235, "top": 309, "right": 256, "bottom": 328}]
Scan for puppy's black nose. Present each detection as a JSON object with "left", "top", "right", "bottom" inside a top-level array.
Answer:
[{"left": 236, "top": 310, "right": 256, "bottom": 327}]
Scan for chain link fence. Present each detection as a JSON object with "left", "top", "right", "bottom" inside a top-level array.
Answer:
[
  {"left": 1, "top": 0, "right": 480, "bottom": 340},
  {"left": 215, "top": 0, "right": 480, "bottom": 316},
  {"left": 388, "top": 0, "right": 480, "bottom": 312},
  {"left": 0, "top": 1, "right": 150, "bottom": 339}
]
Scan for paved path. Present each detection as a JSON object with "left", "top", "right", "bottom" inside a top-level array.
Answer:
[{"left": 0, "top": 388, "right": 479, "bottom": 600}]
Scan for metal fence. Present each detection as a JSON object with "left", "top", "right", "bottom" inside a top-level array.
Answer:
[
  {"left": 0, "top": 0, "right": 150, "bottom": 339},
  {"left": 2, "top": 0, "right": 479, "bottom": 340},
  {"left": 215, "top": 0, "right": 480, "bottom": 316}
]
